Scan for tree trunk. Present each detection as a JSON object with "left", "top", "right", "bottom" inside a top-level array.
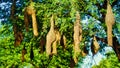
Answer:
[{"left": 10, "top": 0, "right": 23, "bottom": 47}]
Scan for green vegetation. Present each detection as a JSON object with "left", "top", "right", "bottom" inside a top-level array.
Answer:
[
  {"left": 0, "top": 0, "right": 120, "bottom": 68},
  {"left": 93, "top": 51, "right": 120, "bottom": 68}
]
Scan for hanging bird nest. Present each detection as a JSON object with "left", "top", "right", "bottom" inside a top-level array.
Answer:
[{"left": 105, "top": 0, "right": 115, "bottom": 46}]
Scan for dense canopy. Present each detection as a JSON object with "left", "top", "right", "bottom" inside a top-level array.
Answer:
[{"left": 0, "top": 0, "right": 120, "bottom": 68}]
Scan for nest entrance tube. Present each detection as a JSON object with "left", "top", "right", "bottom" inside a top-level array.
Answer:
[
  {"left": 73, "top": 11, "right": 82, "bottom": 63},
  {"left": 105, "top": 0, "right": 115, "bottom": 46}
]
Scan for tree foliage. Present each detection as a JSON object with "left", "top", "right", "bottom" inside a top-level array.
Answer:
[
  {"left": 92, "top": 51, "right": 120, "bottom": 68},
  {"left": 0, "top": 0, "right": 120, "bottom": 68}
]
